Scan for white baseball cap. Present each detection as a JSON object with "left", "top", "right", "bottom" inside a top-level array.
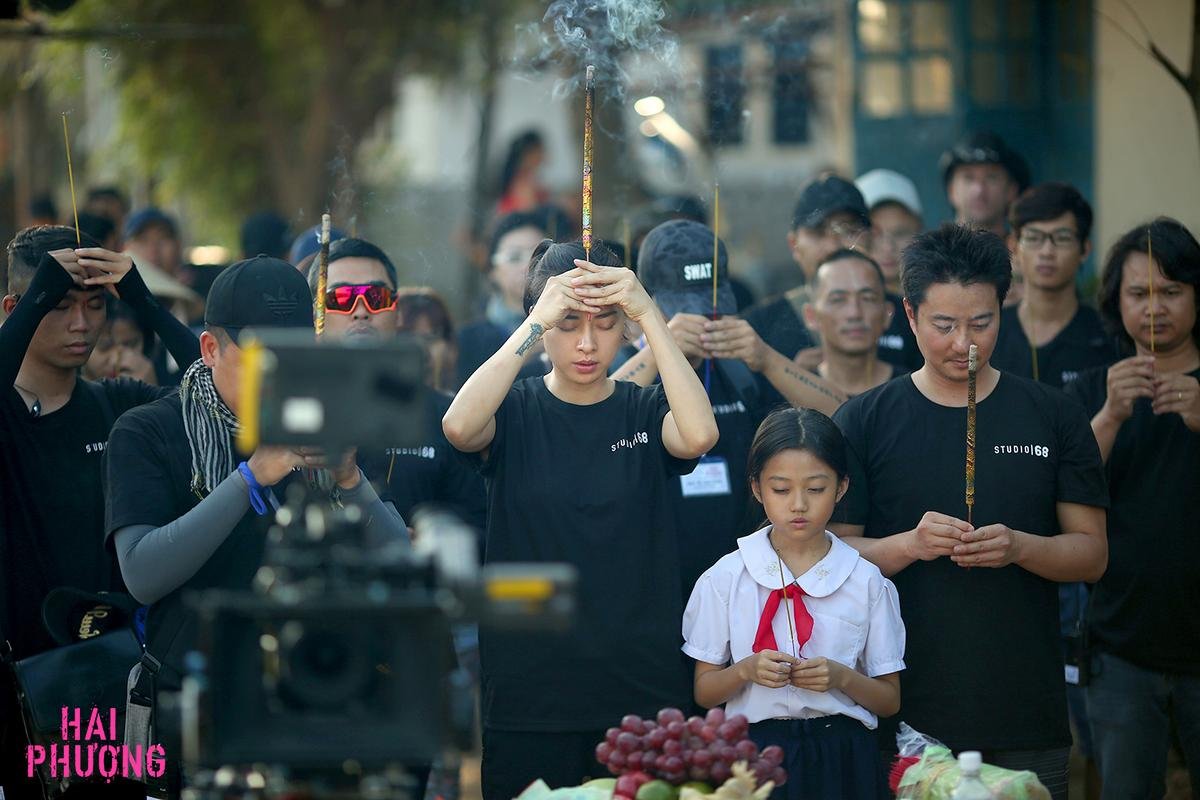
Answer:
[{"left": 855, "top": 169, "right": 923, "bottom": 218}]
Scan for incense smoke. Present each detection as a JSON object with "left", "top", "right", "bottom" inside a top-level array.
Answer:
[{"left": 512, "top": 0, "right": 682, "bottom": 102}]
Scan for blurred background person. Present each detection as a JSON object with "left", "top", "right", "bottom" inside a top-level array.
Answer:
[{"left": 494, "top": 129, "right": 548, "bottom": 216}]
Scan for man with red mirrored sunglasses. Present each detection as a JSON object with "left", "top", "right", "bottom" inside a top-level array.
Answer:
[{"left": 305, "top": 238, "right": 486, "bottom": 532}]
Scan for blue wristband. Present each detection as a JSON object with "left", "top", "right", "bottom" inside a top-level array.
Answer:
[{"left": 237, "top": 461, "right": 270, "bottom": 516}]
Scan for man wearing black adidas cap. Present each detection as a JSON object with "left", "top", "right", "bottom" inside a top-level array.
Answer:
[
  {"left": 743, "top": 174, "right": 920, "bottom": 373},
  {"left": 104, "top": 256, "right": 408, "bottom": 795},
  {"left": 615, "top": 219, "right": 846, "bottom": 594}
]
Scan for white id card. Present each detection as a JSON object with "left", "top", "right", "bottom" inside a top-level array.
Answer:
[
  {"left": 1064, "top": 665, "right": 1080, "bottom": 686},
  {"left": 680, "top": 456, "right": 732, "bottom": 497}
]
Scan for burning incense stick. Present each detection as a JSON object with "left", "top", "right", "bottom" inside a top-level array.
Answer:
[
  {"left": 703, "top": 182, "right": 720, "bottom": 393},
  {"left": 966, "top": 344, "right": 978, "bottom": 525},
  {"left": 1148, "top": 229, "right": 1156, "bottom": 355},
  {"left": 771, "top": 544, "right": 797, "bottom": 659},
  {"left": 61, "top": 114, "right": 81, "bottom": 246},
  {"left": 314, "top": 213, "right": 331, "bottom": 336},
  {"left": 711, "top": 182, "right": 720, "bottom": 316},
  {"left": 623, "top": 216, "right": 631, "bottom": 268},
  {"left": 582, "top": 65, "right": 595, "bottom": 261}
]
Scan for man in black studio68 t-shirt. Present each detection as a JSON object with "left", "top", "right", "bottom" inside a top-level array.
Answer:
[
  {"left": 0, "top": 225, "right": 200, "bottom": 797},
  {"left": 831, "top": 224, "right": 1108, "bottom": 800}
]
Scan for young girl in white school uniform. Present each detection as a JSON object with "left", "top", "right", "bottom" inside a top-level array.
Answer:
[{"left": 683, "top": 408, "right": 906, "bottom": 800}]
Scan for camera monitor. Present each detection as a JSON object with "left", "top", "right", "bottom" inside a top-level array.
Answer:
[{"left": 236, "top": 331, "right": 427, "bottom": 453}]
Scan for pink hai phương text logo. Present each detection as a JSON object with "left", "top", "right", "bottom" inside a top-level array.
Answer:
[{"left": 26, "top": 707, "right": 166, "bottom": 782}]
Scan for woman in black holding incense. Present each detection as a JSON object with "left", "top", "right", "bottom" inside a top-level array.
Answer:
[{"left": 444, "top": 238, "right": 718, "bottom": 799}]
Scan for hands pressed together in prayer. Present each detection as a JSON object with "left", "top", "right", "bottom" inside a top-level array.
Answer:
[
  {"left": 49, "top": 247, "right": 134, "bottom": 294},
  {"left": 659, "top": 312, "right": 772, "bottom": 372},
  {"left": 907, "top": 510, "right": 1022, "bottom": 569},
  {"left": 738, "top": 650, "right": 851, "bottom": 693}
]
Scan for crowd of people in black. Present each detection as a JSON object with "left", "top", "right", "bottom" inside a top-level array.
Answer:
[{"left": 1, "top": 129, "right": 1198, "bottom": 800}]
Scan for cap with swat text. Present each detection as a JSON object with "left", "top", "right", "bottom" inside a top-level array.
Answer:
[
  {"left": 204, "top": 255, "right": 314, "bottom": 342},
  {"left": 638, "top": 219, "right": 736, "bottom": 319}
]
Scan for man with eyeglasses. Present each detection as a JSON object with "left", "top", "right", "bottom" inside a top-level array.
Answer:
[
  {"left": 991, "top": 183, "right": 1118, "bottom": 390},
  {"left": 744, "top": 174, "right": 914, "bottom": 373}
]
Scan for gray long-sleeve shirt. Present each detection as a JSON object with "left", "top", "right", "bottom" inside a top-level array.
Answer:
[{"left": 113, "top": 468, "right": 407, "bottom": 605}]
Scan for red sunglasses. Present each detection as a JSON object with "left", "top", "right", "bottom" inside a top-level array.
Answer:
[{"left": 324, "top": 284, "right": 398, "bottom": 314}]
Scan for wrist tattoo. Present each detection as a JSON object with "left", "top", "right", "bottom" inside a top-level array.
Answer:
[{"left": 516, "top": 323, "right": 545, "bottom": 357}]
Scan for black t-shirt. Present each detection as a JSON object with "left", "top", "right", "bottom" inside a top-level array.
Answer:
[
  {"left": 104, "top": 394, "right": 271, "bottom": 687},
  {"left": 833, "top": 373, "right": 1108, "bottom": 751},
  {"left": 359, "top": 388, "right": 487, "bottom": 530},
  {"left": 743, "top": 291, "right": 921, "bottom": 371},
  {"left": 1066, "top": 366, "right": 1200, "bottom": 675},
  {"left": 991, "top": 305, "right": 1118, "bottom": 390},
  {"left": 456, "top": 319, "right": 549, "bottom": 389},
  {"left": 673, "top": 361, "right": 783, "bottom": 600},
  {"left": 473, "top": 377, "right": 697, "bottom": 731},
  {"left": 0, "top": 379, "right": 170, "bottom": 658},
  {"left": 0, "top": 257, "right": 190, "bottom": 660}
]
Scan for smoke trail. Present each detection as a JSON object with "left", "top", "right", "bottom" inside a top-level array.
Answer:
[{"left": 512, "top": 0, "right": 682, "bottom": 102}]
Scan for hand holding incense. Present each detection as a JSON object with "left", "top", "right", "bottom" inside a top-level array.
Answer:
[
  {"left": 314, "top": 213, "right": 331, "bottom": 336},
  {"left": 581, "top": 65, "right": 595, "bottom": 260},
  {"left": 966, "top": 344, "right": 978, "bottom": 525}
]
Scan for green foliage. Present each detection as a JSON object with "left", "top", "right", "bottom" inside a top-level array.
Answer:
[{"left": 38, "top": 0, "right": 493, "bottom": 243}]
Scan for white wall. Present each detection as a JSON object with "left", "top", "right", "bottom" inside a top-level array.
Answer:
[{"left": 1095, "top": 0, "right": 1200, "bottom": 254}]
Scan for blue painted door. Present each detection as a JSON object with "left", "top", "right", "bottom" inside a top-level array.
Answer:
[{"left": 852, "top": 0, "right": 1094, "bottom": 234}]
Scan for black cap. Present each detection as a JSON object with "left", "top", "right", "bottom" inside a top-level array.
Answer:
[
  {"left": 42, "top": 588, "right": 140, "bottom": 646},
  {"left": 791, "top": 175, "right": 870, "bottom": 231},
  {"left": 638, "top": 219, "right": 736, "bottom": 319},
  {"left": 204, "top": 255, "right": 314, "bottom": 341},
  {"left": 940, "top": 131, "right": 1031, "bottom": 192},
  {"left": 240, "top": 211, "right": 292, "bottom": 260}
]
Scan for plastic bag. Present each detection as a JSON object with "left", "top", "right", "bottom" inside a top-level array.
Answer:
[{"left": 890, "top": 723, "right": 1051, "bottom": 800}]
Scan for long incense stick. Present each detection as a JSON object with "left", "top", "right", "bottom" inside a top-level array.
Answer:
[
  {"left": 61, "top": 114, "right": 81, "bottom": 245},
  {"left": 966, "top": 344, "right": 978, "bottom": 525},
  {"left": 582, "top": 65, "right": 595, "bottom": 261},
  {"left": 704, "top": 183, "right": 720, "bottom": 393},
  {"left": 314, "top": 213, "right": 331, "bottom": 335},
  {"left": 771, "top": 539, "right": 798, "bottom": 659},
  {"left": 1148, "top": 229, "right": 1156, "bottom": 355},
  {"left": 623, "top": 216, "right": 631, "bottom": 268}
]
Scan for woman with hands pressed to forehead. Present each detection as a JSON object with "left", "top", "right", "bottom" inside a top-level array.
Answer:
[{"left": 443, "top": 239, "right": 718, "bottom": 800}]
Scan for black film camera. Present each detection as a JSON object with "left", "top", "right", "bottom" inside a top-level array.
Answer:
[{"left": 179, "top": 333, "right": 575, "bottom": 798}]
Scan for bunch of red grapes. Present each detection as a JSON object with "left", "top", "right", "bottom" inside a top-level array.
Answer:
[{"left": 595, "top": 708, "right": 787, "bottom": 788}]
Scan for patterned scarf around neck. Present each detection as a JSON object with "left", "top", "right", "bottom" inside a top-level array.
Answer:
[
  {"left": 180, "top": 359, "right": 333, "bottom": 497},
  {"left": 181, "top": 360, "right": 241, "bottom": 496}
]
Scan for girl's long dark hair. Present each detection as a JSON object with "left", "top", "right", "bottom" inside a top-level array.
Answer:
[{"left": 747, "top": 407, "right": 849, "bottom": 486}]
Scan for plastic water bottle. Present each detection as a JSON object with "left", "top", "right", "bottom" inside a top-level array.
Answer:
[{"left": 950, "top": 751, "right": 993, "bottom": 799}]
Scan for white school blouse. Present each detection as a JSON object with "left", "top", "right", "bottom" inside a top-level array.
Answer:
[{"left": 682, "top": 527, "right": 906, "bottom": 728}]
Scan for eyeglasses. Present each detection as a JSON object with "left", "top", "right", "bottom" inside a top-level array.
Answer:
[
  {"left": 1019, "top": 229, "right": 1080, "bottom": 249},
  {"left": 324, "top": 284, "right": 398, "bottom": 314}
]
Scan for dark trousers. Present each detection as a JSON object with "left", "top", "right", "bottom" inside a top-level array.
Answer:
[
  {"left": 481, "top": 728, "right": 607, "bottom": 800},
  {"left": 748, "top": 716, "right": 887, "bottom": 800},
  {"left": 980, "top": 746, "right": 1071, "bottom": 800},
  {"left": 1087, "top": 651, "right": 1200, "bottom": 800}
]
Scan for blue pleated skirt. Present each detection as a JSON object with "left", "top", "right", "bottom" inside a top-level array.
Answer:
[{"left": 748, "top": 715, "right": 888, "bottom": 800}]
